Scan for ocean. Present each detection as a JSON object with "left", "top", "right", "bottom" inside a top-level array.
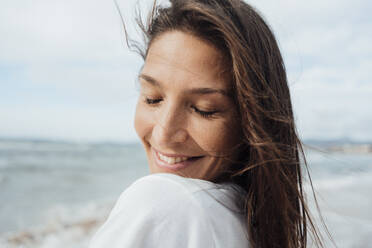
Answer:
[{"left": 0, "top": 139, "right": 371, "bottom": 248}]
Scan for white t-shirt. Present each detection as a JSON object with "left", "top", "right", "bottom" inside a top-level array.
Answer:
[{"left": 89, "top": 173, "right": 250, "bottom": 248}]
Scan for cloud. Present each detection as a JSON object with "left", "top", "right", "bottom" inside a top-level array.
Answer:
[
  {"left": 0, "top": 0, "right": 144, "bottom": 142},
  {"left": 291, "top": 72, "right": 372, "bottom": 140},
  {"left": 251, "top": 0, "right": 372, "bottom": 141},
  {"left": 0, "top": 0, "right": 371, "bottom": 142},
  {"left": 0, "top": 103, "right": 139, "bottom": 142}
]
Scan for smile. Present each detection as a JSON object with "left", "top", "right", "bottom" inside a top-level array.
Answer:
[
  {"left": 158, "top": 152, "right": 189, "bottom": 164},
  {"left": 152, "top": 148, "right": 203, "bottom": 171}
]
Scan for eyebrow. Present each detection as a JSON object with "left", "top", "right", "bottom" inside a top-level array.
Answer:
[{"left": 138, "top": 73, "right": 231, "bottom": 97}]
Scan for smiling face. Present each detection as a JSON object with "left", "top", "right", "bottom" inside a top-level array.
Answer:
[{"left": 134, "top": 31, "right": 241, "bottom": 181}]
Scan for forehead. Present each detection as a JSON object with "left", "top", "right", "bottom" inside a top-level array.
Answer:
[{"left": 142, "top": 31, "right": 230, "bottom": 90}]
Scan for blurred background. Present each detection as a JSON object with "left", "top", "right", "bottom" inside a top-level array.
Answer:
[{"left": 0, "top": 0, "right": 371, "bottom": 247}]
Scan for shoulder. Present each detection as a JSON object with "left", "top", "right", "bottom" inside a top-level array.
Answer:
[
  {"left": 90, "top": 173, "right": 250, "bottom": 248},
  {"left": 130, "top": 172, "right": 219, "bottom": 193},
  {"left": 109, "top": 173, "right": 217, "bottom": 218},
  {"left": 90, "top": 173, "right": 217, "bottom": 248},
  {"left": 127, "top": 172, "right": 219, "bottom": 196}
]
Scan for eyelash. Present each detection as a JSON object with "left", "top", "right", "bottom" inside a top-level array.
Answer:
[
  {"left": 145, "top": 97, "right": 162, "bottom": 105},
  {"left": 144, "top": 97, "right": 218, "bottom": 119}
]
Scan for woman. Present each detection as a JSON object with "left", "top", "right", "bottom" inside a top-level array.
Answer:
[{"left": 90, "top": 0, "right": 325, "bottom": 247}]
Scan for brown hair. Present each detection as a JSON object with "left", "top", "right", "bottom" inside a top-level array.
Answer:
[{"left": 118, "top": 0, "right": 330, "bottom": 247}]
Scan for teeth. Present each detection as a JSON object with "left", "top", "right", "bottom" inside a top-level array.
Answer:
[{"left": 158, "top": 152, "right": 189, "bottom": 165}]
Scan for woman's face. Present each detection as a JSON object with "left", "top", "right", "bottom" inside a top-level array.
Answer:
[{"left": 134, "top": 31, "right": 240, "bottom": 181}]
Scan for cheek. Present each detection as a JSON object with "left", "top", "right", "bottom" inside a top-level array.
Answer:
[
  {"left": 191, "top": 119, "right": 239, "bottom": 155},
  {"left": 134, "top": 102, "right": 153, "bottom": 141}
]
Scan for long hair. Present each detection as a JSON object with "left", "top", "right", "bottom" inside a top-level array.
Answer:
[{"left": 118, "top": 0, "right": 328, "bottom": 247}]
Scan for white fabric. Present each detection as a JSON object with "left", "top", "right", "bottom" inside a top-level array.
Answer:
[{"left": 89, "top": 173, "right": 250, "bottom": 248}]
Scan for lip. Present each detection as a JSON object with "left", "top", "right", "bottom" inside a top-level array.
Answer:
[
  {"left": 152, "top": 147, "right": 194, "bottom": 157},
  {"left": 152, "top": 148, "right": 202, "bottom": 171}
]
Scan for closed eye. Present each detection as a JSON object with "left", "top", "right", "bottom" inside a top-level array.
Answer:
[
  {"left": 191, "top": 106, "right": 218, "bottom": 118},
  {"left": 145, "top": 97, "right": 162, "bottom": 105},
  {"left": 144, "top": 97, "right": 219, "bottom": 118}
]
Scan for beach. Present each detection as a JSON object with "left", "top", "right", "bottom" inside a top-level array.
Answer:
[{"left": 0, "top": 139, "right": 371, "bottom": 248}]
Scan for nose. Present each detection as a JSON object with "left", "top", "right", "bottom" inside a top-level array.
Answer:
[{"left": 153, "top": 103, "right": 188, "bottom": 146}]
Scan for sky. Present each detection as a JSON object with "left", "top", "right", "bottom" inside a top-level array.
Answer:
[{"left": 0, "top": 0, "right": 371, "bottom": 143}]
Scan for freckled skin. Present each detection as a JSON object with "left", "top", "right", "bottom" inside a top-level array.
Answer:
[{"left": 134, "top": 31, "right": 241, "bottom": 181}]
